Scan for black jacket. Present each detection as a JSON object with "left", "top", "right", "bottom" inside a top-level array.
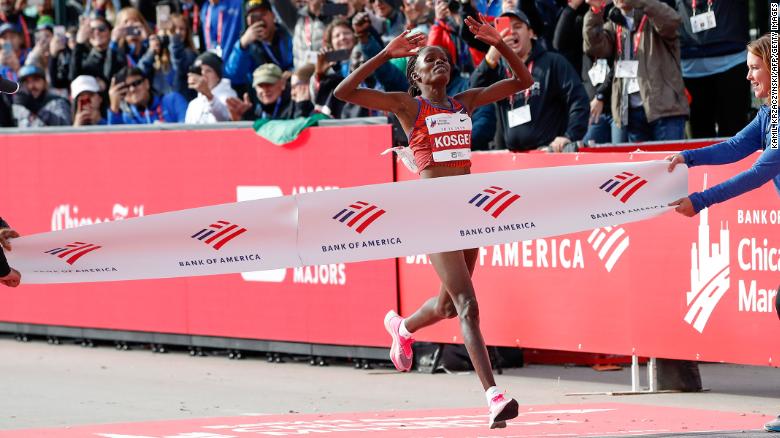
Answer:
[
  {"left": 471, "top": 40, "right": 589, "bottom": 150},
  {"left": 676, "top": 0, "right": 749, "bottom": 59},
  {"left": 251, "top": 88, "right": 314, "bottom": 120},
  {"left": 69, "top": 43, "right": 125, "bottom": 83}
]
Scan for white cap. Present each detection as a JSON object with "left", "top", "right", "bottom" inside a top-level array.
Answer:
[{"left": 70, "top": 75, "right": 100, "bottom": 99}]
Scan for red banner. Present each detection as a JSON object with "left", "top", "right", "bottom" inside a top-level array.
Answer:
[
  {"left": 0, "top": 126, "right": 397, "bottom": 347},
  {"left": 398, "top": 152, "right": 780, "bottom": 367}
]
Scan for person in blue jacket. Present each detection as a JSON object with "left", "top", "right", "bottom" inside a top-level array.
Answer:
[
  {"left": 224, "top": 0, "right": 293, "bottom": 90},
  {"left": 666, "top": 33, "right": 780, "bottom": 433},
  {"left": 107, "top": 66, "right": 188, "bottom": 124}
]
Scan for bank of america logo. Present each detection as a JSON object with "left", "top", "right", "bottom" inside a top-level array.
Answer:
[
  {"left": 685, "top": 175, "right": 730, "bottom": 333},
  {"left": 599, "top": 172, "right": 647, "bottom": 203},
  {"left": 45, "top": 242, "right": 101, "bottom": 265},
  {"left": 191, "top": 220, "right": 247, "bottom": 250},
  {"left": 587, "top": 226, "right": 629, "bottom": 272},
  {"left": 332, "top": 201, "right": 386, "bottom": 234},
  {"left": 468, "top": 186, "right": 521, "bottom": 219}
]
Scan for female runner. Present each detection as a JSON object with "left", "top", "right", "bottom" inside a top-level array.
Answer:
[{"left": 334, "top": 17, "right": 533, "bottom": 429}]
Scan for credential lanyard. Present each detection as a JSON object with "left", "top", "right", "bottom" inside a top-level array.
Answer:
[
  {"left": 508, "top": 61, "right": 533, "bottom": 107},
  {"left": 616, "top": 15, "right": 648, "bottom": 59}
]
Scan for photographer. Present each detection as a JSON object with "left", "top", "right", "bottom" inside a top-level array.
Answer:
[
  {"left": 68, "top": 14, "right": 123, "bottom": 84},
  {"left": 225, "top": 0, "right": 293, "bottom": 93},
  {"left": 0, "top": 23, "right": 28, "bottom": 80},
  {"left": 292, "top": 0, "right": 332, "bottom": 69},
  {"left": 107, "top": 66, "right": 187, "bottom": 124},
  {"left": 71, "top": 74, "right": 106, "bottom": 126},
  {"left": 110, "top": 8, "right": 151, "bottom": 70},
  {"left": 185, "top": 52, "right": 237, "bottom": 123}
]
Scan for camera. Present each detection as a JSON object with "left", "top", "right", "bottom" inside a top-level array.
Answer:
[
  {"left": 126, "top": 26, "right": 141, "bottom": 37},
  {"left": 188, "top": 64, "right": 202, "bottom": 75}
]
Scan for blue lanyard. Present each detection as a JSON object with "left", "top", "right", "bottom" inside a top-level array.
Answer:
[
  {"left": 262, "top": 97, "right": 282, "bottom": 119},
  {"left": 129, "top": 97, "right": 161, "bottom": 124}
]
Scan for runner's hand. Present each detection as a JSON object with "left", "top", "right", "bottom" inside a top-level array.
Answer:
[{"left": 382, "top": 30, "right": 425, "bottom": 59}]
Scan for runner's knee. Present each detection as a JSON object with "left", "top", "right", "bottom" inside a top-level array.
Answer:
[
  {"left": 435, "top": 298, "right": 457, "bottom": 319},
  {"left": 456, "top": 297, "right": 480, "bottom": 323}
]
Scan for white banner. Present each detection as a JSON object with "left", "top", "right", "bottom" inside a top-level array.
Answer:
[{"left": 8, "top": 160, "right": 687, "bottom": 284}]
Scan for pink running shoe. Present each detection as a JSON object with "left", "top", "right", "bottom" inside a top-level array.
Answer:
[
  {"left": 383, "top": 310, "right": 414, "bottom": 372},
  {"left": 488, "top": 393, "right": 518, "bottom": 429}
]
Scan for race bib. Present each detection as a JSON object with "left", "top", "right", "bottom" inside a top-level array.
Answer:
[
  {"left": 425, "top": 112, "right": 472, "bottom": 162},
  {"left": 615, "top": 60, "right": 638, "bottom": 79},
  {"left": 690, "top": 11, "right": 716, "bottom": 33},
  {"left": 507, "top": 105, "right": 531, "bottom": 128}
]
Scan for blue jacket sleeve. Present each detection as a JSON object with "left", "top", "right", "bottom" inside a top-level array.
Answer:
[
  {"left": 137, "top": 49, "right": 156, "bottom": 78},
  {"left": 686, "top": 111, "right": 780, "bottom": 212},
  {"left": 358, "top": 37, "right": 408, "bottom": 92},
  {"left": 107, "top": 110, "right": 124, "bottom": 125},
  {"left": 163, "top": 92, "right": 189, "bottom": 123},
  {"left": 224, "top": 40, "right": 254, "bottom": 85},
  {"left": 682, "top": 110, "right": 764, "bottom": 167}
]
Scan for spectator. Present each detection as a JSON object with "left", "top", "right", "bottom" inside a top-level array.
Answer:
[
  {"left": 12, "top": 64, "right": 72, "bottom": 127},
  {"left": 0, "top": 23, "right": 28, "bottom": 81},
  {"left": 292, "top": 0, "right": 332, "bottom": 69},
  {"left": 312, "top": 18, "right": 367, "bottom": 118},
  {"left": 367, "top": 0, "right": 405, "bottom": 45},
  {"left": 675, "top": 0, "right": 750, "bottom": 138},
  {"left": 584, "top": 0, "right": 689, "bottom": 142},
  {"left": 138, "top": 28, "right": 177, "bottom": 95},
  {"left": 185, "top": 51, "right": 237, "bottom": 123},
  {"left": 71, "top": 74, "right": 106, "bottom": 126},
  {"left": 226, "top": 63, "right": 314, "bottom": 121},
  {"left": 554, "top": 0, "right": 617, "bottom": 144},
  {"left": 166, "top": 13, "right": 199, "bottom": 97},
  {"left": 0, "top": 0, "right": 34, "bottom": 51},
  {"left": 429, "top": 0, "right": 476, "bottom": 74},
  {"left": 107, "top": 66, "right": 188, "bottom": 124},
  {"left": 199, "top": 0, "right": 246, "bottom": 63},
  {"left": 26, "top": 22, "right": 53, "bottom": 69},
  {"left": 47, "top": 23, "right": 71, "bottom": 89},
  {"left": 472, "top": 8, "right": 589, "bottom": 151},
  {"left": 111, "top": 8, "right": 152, "bottom": 69},
  {"left": 225, "top": 0, "right": 294, "bottom": 90},
  {"left": 68, "top": 14, "right": 123, "bottom": 84},
  {"left": 401, "top": 0, "right": 432, "bottom": 35}
]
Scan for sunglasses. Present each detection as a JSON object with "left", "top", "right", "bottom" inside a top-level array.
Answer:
[
  {"left": 125, "top": 78, "right": 145, "bottom": 89},
  {"left": 90, "top": 25, "right": 108, "bottom": 33}
]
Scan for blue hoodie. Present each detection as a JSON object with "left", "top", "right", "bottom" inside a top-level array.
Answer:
[
  {"left": 107, "top": 93, "right": 188, "bottom": 125},
  {"left": 682, "top": 105, "right": 780, "bottom": 212}
]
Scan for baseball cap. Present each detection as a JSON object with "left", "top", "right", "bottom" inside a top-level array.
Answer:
[
  {"left": 499, "top": 8, "right": 531, "bottom": 28},
  {"left": 0, "top": 23, "right": 20, "bottom": 36},
  {"left": 245, "top": 0, "right": 271, "bottom": 13},
  {"left": 194, "top": 51, "right": 223, "bottom": 78},
  {"left": 252, "top": 63, "right": 282, "bottom": 86},
  {"left": 70, "top": 75, "right": 100, "bottom": 99},
  {"left": 18, "top": 64, "right": 45, "bottom": 81}
]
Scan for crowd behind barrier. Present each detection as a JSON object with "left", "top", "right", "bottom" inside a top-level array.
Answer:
[
  {"left": 0, "top": 0, "right": 770, "bottom": 152},
  {"left": 0, "top": 123, "right": 777, "bottom": 368}
]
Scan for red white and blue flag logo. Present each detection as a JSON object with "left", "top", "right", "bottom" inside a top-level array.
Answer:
[
  {"left": 192, "top": 220, "right": 247, "bottom": 250},
  {"left": 45, "top": 242, "right": 101, "bottom": 265},
  {"left": 333, "top": 201, "right": 386, "bottom": 234},
  {"left": 600, "top": 172, "right": 647, "bottom": 203},
  {"left": 468, "top": 186, "right": 521, "bottom": 218}
]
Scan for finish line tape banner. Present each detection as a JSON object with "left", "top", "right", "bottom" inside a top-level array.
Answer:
[{"left": 8, "top": 160, "right": 687, "bottom": 284}]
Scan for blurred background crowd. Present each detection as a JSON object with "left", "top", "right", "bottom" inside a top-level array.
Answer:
[{"left": 0, "top": 0, "right": 772, "bottom": 151}]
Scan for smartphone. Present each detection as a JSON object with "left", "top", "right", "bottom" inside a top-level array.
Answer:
[
  {"left": 495, "top": 16, "right": 511, "bottom": 35},
  {"left": 321, "top": 2, "right": 349, "bottom": 16},
  {"left": 324, "top": 48, "right": 351, "bottom": 63},
  {"left": 126, "top": 26, "right": 141, "bottom": 37},
  {"left": 156, "top": 4, "right": 171, "bottom": 25},
  {"left": 188, "top": 64, "right": 202, "bottom": 75},
  {"left": 78, "top": 94, "right": 91, "bottom": 110}
]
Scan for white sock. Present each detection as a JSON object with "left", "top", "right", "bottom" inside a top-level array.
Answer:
[
  {"left": 399, "top": 320, "right": 413, "bottom": 338},
  {"left": 485, "top": 386, "right": 501, "bottom": 404}
]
